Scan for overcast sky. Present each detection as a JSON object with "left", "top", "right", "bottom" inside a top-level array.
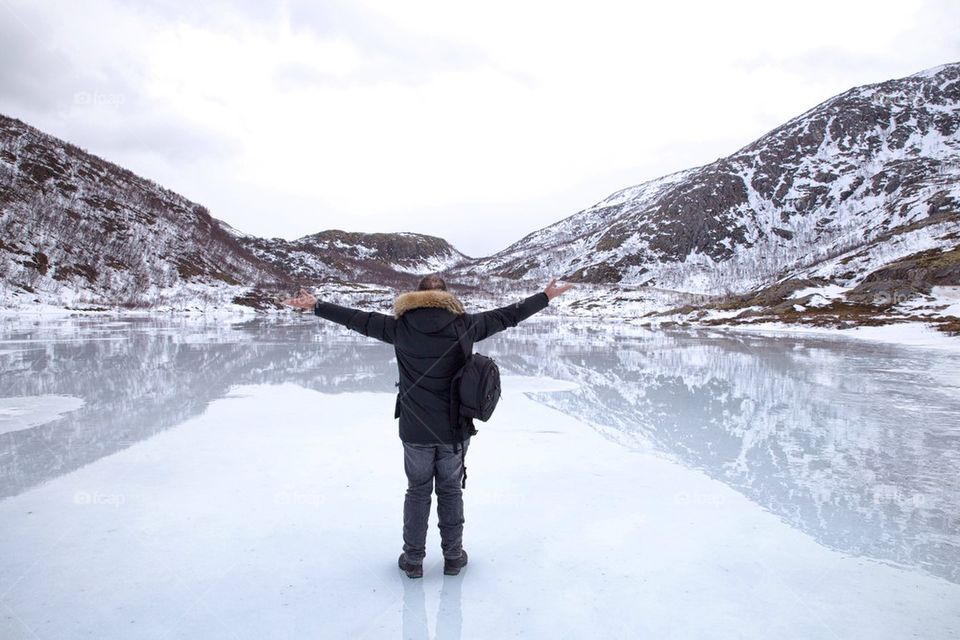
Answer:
[{"left": 2, "top": 0, "right": 958, "bottom": 257}]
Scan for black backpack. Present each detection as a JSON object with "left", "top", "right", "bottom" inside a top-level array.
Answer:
[{"left": 449, "top": 316, "right": 501, "bottom": 486}]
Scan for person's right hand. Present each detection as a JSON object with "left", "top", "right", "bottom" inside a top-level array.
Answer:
[{"left": 544, "top": 278, "right": 574, "bottom": 300}]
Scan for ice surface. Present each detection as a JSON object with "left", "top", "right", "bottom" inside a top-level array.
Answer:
[
  {"left": 0, "top": 395, "right": 85, "bottom": 435},
  {"left": 0, "top": 316, "right": 958, "bottom": 639}
]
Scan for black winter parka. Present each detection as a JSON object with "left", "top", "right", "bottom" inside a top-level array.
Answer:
[{"left": 314, "top": 290, "right": 549, "bottom": 444}]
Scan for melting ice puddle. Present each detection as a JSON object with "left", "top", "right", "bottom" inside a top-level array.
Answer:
[{"left": 0, "top": 395, "right": 85, "bottom": 435}]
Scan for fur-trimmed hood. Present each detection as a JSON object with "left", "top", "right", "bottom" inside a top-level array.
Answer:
[{"left": 394, "top": 289, "right": 465, "bottom": 318}]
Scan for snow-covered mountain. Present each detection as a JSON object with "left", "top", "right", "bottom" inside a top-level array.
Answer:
[
  {"left": 2, "top": 62, "right": 958, "bottom": 327},
  {"left": 454, "top": 63, "right": 960, "bottom": 327},
  {"left": 0, "top": 115, "right": 295, "bottom": 310},
  {"left": 236, "top": 228, "right": 468, "bottom": 289},
  {"left": 0, "top": 115, "right": 467, "bottom": 310}
]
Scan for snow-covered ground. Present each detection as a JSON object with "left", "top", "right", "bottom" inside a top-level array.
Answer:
[
  {"left": 0, "top": 317, "right": 958, "bottom": 639},
  {"left": 722, "top": 318, "right": 960, "bottom": 350}
]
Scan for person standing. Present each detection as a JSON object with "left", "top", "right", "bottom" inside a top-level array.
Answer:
[{"left": 284, "top": 275, "right": 573, "bottom": 578}]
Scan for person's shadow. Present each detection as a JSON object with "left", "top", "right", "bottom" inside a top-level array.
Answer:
[{"left": 401, "top": 572, "right": 463, "bottom": 639}]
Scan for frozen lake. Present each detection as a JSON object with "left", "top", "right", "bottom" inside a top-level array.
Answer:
[{"left": 1, "top": 315, "right": 959, "bottom": 639}]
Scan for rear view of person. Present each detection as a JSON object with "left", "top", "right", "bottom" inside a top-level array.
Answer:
[{"left": 283, "top": 275, "right": 573, "bottom": 578}]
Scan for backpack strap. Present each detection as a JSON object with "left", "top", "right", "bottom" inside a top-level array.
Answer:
[
  {"left": 452, "top": 317, "right": 472, "bottom": 489},
  {"left": 453, "top": 316, "right": 472, "bottom": 359},
  {"left": 453, "top": 439, "right": 468, "bottom": 489}
]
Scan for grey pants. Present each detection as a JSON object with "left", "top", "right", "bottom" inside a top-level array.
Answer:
[{"left": 402, "top": 439, "right": 470, "bottom": 563}]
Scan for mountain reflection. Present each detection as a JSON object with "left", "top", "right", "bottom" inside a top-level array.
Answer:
[
  {"left": 0, "top": 315, "right": 957, "bottom": 585},
  {"left": 0, "top": 316, "right": 396, "bottom": 503},
  {"left": 487, "top": 320, "right": 960, "bottom": 586}
]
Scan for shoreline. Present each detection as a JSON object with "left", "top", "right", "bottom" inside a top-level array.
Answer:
[{"left": 1, "top": 305, "right": 958, "bottom": 351}]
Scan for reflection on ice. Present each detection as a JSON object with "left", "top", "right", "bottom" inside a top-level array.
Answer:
[
  {"left": 402, "top": 574, "right": 463, "bottom": 640},
  {"left": 0, "top": 316, "right": 395, "bottom": 499},
  {"left": 490, "top": 320, "right": 960, "bottom": 585},
  {"left": 0, "top": 314, "right": 958, "bottom": 588}
]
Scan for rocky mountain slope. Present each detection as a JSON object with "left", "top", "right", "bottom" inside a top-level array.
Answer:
[
  {"left": 234, "top": 227, "right": 467, "bottom": 291},
  {"left": 0, "top": 115, "right": 292, "bottom": 309},
  {"left": 1, "top": 62, "right": 958, "bottom": 330},
  {"left": 0, "top": 115, "right": 467, "bottom": 310},
  {"left": 453, "top": 63, "right": 960, "bottom": 330}
]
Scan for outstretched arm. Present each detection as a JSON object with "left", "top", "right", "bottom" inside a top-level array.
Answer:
[
  {"left": 466, "top": 278, "right": 574, "bottom": 342},
  {"left": 282, "top": 288, "right": 396, "bottom": 344}
]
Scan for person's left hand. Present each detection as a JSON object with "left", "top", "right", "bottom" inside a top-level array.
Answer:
[
  {"left": 282, "top": 288, "right": 318, "bottom": 311},
  {"left": 544, "top": 278, "right": 574, "bottom": 300}
]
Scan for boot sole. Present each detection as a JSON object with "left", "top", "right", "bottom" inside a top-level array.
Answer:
[
  {"left": 398, "top": 556, "right": 423, "bottom": 579},
  {"left": 443, "top": 551, "right": 468, "bottom": 576}
]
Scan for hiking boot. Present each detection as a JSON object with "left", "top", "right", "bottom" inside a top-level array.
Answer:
[
  {"left": 443, "top": 550, "right": 468, "bottom": 576},
  {"left": 398, "top": 553, "right": 423, "bottom": 579}
]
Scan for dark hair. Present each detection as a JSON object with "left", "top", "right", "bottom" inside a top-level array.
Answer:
[{"left": 417, "top": 274, "right": 447, "bottom": 291}]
